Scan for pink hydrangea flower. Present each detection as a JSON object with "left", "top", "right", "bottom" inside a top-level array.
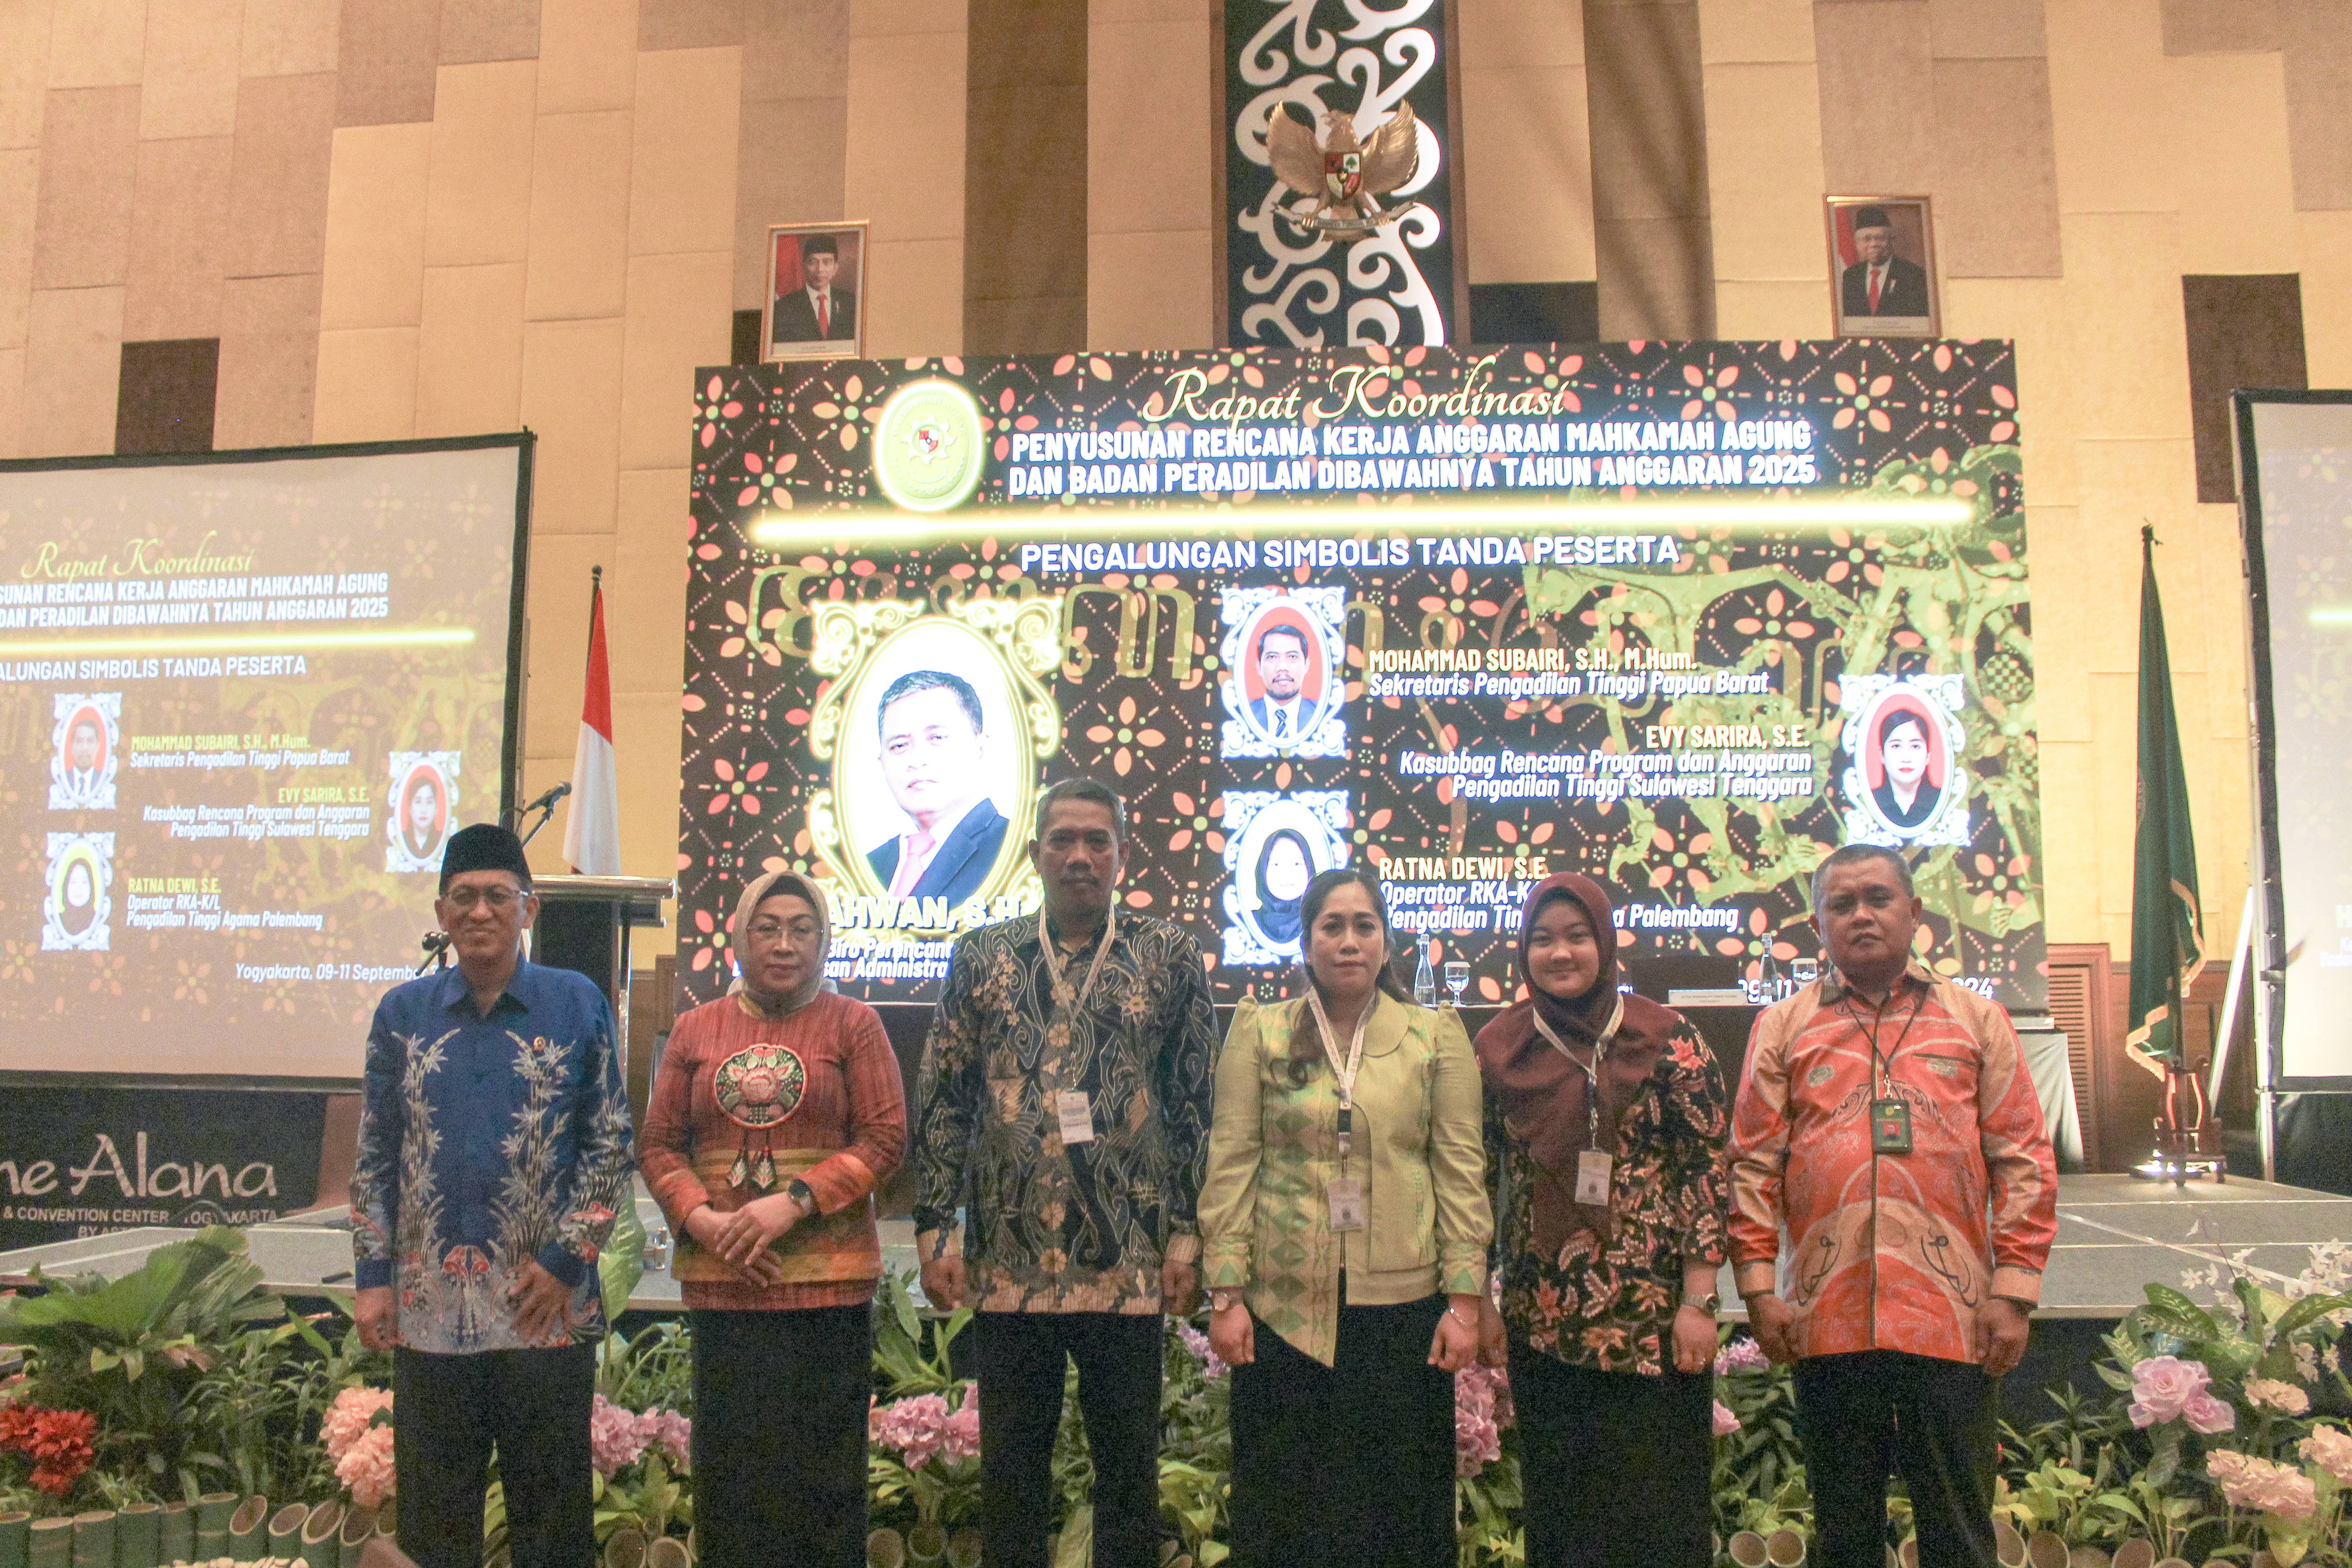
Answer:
[
  {"left": 1713, "top": 1400, "right": 1741, "bottom": 1437},
  {"left": 1453, "top": 1365, "right": 1503, "bottom": 1479},
  {"left": 334, "top": 1425, "right": 396, "bottom": 1509},
  {"left": 2247, "top": 1378, "right": 2311, "bottom": 1417},
  {"left": 2300, "top": 1425, "right": 2352, "bottom": 1486},
  {"left": 2128, "top": 1356, "right": 2214, "bottom": 1428},
  {"left": 2208, "top": 1450, "right": 2318, "bottom": 1522},
  {"left": 2182, "top": 1393, "right": 2235, "bottom": 1434},
  {"left": 1714, "top": 1339, "right": 1770, "bottom": 1376},
  {"left": 320, "top": 1387, "right": 395, "bottom": 1465},
  {"left": 640, "top": 1408, "right": 692, "bottom": 1471},
  {"left": 1175, "top": 1322, "right": 1227, "bottom": 1380},
  {"left": 589, "top": 1394, "right": 651, "bottom": 1479},
  {"left": 872, "top": 1384, "right": 980, "bottom": 1473}
]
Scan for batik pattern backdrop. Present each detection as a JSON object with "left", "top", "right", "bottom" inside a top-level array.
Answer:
[{"left": 679, "top": 342, "right": 2041, "bottom": 1013}]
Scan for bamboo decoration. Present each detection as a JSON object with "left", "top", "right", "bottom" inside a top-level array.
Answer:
[
  {"left": 946, "top": 1528, "right": 982, "bottom": 1568},
  {"left": 69, "top": 1511, "right": 115, "bottom": 1568},
  {"left": 1764, "top": 1527, "right": 1806, "bottom": 1568},
  {"left": 0, "top": 1511, "right": 31, "bottom": 1568},
  {"left": 645, "top": 1540, "right": 689, "bottom": 1568},
  {"left": 602, "top": 1530, "right": 646, "bottom": 1568},
  {"left": 298, "top": 1502, "right": 343, "bottom": 1568},
  {"left": 1728, "top": 1533, "right": 1769, "bottom": 1568},
  {"left": 2072, "top": 1547, "right": 2112, "bottom": 1568},
  {"left": 905, "top": 1522, "right": 946, "bottom": 1568},
  {"left": 28, "top": 1519, "right": 73, "bottom": 1568},
  {"left": 1995, "top": 1521, "right": 2028, "bottom": 1568},
  {"left": 227, "top": 1498, "right": 270, "bottom": 1563},
  {"left": 1899, "top": 1539, "right": 1919, "bottom": 1568},
  {"left": 2027, "top": 1534, "right": 2070, "bottom": 1568},
  {"left": 264, "top": 1507, "right": 305, "bottom": 1561},
  {"left": 2112, "top": 1541, "right": 2155, "bottom": 1568},
  {"left": 157, "top": 1504, "right": 192, "bottom": 1568},
  {"left": 865, "top": 1530, "right": 906, "bottom": 1568},
  {"left": 116, "top": 1504, "right": 161, "bottom": 1568},
  {"left": 335, "top": 1508, "right": 374, "bottom": 1568},
  {"left": 193, "top": 1497, "right": 239, "bottom": 1564}
]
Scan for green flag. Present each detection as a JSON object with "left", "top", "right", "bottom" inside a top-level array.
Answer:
[{"left": 2126, "top": 525, "right": 2205, "bottom": 1068}]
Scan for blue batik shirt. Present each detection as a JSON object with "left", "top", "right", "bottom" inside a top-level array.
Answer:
[{"left": 352, "top": 959, "right": 636, "bottom": 1354}]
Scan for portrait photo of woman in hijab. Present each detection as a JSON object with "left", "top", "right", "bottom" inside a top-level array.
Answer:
[
  {"left": 1253, "top": 829, "right": 1315, "bottom": 948},
  {"left": 1868, "top": 704, "right": 1942, "bottom": 831}
]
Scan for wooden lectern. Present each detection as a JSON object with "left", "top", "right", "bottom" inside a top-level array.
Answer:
[{"left": 530, "top": 875, "right": 672, "bottom": 1121}]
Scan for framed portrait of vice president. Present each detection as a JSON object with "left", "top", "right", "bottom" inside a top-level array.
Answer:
[
  {"left": 764, "top": 221, "right": 868, "bottom": 363},
  {"left": 1824, "top": 196, "right": 1939, "bottom": 339}
]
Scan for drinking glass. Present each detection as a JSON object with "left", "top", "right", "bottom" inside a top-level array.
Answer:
[{"left": 1444, "top": 960, "right": 1469, "bottom": 1009}]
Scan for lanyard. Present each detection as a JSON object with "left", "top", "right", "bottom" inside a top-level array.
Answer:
[
  {"left": 1038, "top": 906, "right": 1117, "bottom": 1014},
  {"left": 1843, "top": 977, "right": 1925, "bottom": 1097},
  {"left": 1529, "top": 992, "right": 1625, "bottom": 1150},
  {"left": 1303, "top": 985, "right": 1373, "bottom": 1161}
]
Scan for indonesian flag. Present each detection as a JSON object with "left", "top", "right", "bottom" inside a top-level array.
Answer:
[{"left": 563, "top": 573, "right": 622, "bottom": 875}]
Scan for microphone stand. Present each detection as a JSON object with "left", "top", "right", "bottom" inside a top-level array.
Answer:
[
  {"left": 518, "top": 798, "right": 559, "bottom": 848},
  {"left": 415, "top": 930, "right": 453, "bottom": 975}
]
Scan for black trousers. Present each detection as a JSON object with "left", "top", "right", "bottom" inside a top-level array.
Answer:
[
  {"left": 1793, "top": 1350, "right": 2000, "bottom": 1568},
  {"left": 1225, "top": 1295, "right": 1455, "bottom": 1568},
  {"left": 1510, "top": 1341, "right": 1713, "bottom": 1568},
  {"left": 972, "top": 1311, "right": 1163, "bottom": 1568},
  {"left": 691, "top": 1306, "right": 873, "bottom": 1568},
  {"left": 392, "top": 1343, "right": 596, "bottom": 1568}
]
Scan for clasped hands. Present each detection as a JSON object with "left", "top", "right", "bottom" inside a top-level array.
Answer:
[{"left": 684, "top": 1191, "right": 807, "bottom": 1287}]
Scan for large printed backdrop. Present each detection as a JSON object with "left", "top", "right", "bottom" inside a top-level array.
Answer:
[{"left": 680, "top": 342, "right": 2040, "bottom": 1012}]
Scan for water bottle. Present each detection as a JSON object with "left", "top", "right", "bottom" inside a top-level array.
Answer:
[{"left": 1414, "top": 944, "right": 1437, "bottom": 1007}]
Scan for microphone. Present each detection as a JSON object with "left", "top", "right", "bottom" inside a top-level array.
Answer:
[
  {"left": 415, "top": 930, "right": 453, "bottom": 975},
  {"left": 519, "top": 781, "right": 571, "bottom": 816}
]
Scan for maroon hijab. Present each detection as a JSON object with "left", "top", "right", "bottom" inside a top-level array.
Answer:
[{"left": 1473, "top": 872, "right": 1682, "bottom": 1259}]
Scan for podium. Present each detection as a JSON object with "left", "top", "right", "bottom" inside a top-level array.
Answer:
[{"left": 531, "top": 875, "right": 672, "bottom": 1118}]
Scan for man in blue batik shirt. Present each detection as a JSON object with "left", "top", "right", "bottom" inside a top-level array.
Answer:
[{"left": 351, "top": 823, "right": 635, "bottom": 1568}]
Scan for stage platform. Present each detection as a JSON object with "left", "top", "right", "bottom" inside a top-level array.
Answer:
[{"left": 1, "top": 1174, "right": 2344, "bottom": 1322}]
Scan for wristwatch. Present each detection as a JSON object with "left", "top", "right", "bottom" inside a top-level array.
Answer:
[
  {"left": 785, "top": 1178, "right": 816, "bottom": 1212},
  {"left": 1210, "top": 1288, "right": 1243, "bottom": 1313},
  {"left": 1683, "top": 1292, "right": 1722, "bottom": 1316}
]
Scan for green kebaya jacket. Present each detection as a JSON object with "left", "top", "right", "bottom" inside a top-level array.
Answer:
[{"left": 1199, "top": 993, "right": 1491, "bottom": 1366}]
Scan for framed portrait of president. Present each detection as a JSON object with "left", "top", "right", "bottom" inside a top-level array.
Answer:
[
  {"left": 1824, "top": 196, "right": 1939, "bottom": 339},
  {"left": 764, "top": 221, "right": 868, "bottom": 363}
]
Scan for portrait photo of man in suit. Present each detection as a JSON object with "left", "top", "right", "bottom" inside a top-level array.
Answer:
[
  {"left": 768, "top": 228, "right": 862, "bottom": 358},
  {"left": 1244, "top": 623, "right": 1325, "bottom": 747},
  {"left": 1830, "top": 199, "right": 1937, "bottom": 336},
  {"left": 864, "top": 669, "right": 1010, "bottom": 909}
]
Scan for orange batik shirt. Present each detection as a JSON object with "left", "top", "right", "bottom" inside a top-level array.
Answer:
[{"left": 1726, "top": 961, "right": 2057, "bottom": 1365}]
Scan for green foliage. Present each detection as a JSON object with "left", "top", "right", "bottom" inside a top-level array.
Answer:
[
  {"left": 0, "top": 1226, "right": 303, "bottom": 1501},
  {"left": 597, "top": 1322, "right": 694, "bottom": 1417}
]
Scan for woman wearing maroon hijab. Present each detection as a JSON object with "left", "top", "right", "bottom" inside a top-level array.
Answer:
[{"left": 1473, "top": 873, "right": 1729, "bottom": 1568}]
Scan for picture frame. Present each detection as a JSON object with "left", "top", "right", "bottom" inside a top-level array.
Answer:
[
  {"left": 1824, "top": 196, "right": 1939, "bottom": 339},
  {"left": 762, "top": 221, "right": 869, "bottom": 363}
]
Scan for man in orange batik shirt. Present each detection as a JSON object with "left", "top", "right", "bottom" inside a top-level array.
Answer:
[{"left": 1728, "top": 843, "right": 2056, "bottom": 1568}]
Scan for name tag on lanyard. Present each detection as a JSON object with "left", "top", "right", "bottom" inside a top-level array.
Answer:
[
  {"left": 1327, "top": 1176, "right": 1366, "bottom": 1231},
  {"left": 1039, "top": 909, "right": 1115, "bottom": 1149},
  {"left": 1871, "top": 1098, "right": 1913, "bottom": 1155},
  {"left": 1574, "top": 1148, "right": 1613, "bottom": 1205}
]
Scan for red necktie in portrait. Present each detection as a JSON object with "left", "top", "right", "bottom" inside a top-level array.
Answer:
[
  {"left": 817, "top": 293, "right": 830, "bottom": 337},
  {"left": 1868, "top": 267, "right": 1883, "bottom": 313}
]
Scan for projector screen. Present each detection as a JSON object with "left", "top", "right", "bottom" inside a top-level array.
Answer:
[
  {"left": 2240, "top": 393, "right": 2352, "bottom": 1088},
  {"left": 0, "top": 437, "right": 529, "bottom": 1079},
  {"left": 678, "top": 343, "right": 2045, "bottom": 1015}
]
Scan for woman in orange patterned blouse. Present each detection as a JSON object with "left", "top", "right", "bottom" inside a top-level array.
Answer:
[
  {"left": 1473, "top": 872, "right": 1729, "bottom": 1568},
  {"left": 639, "top": 870, "right": 906, "bottom": 1568}
]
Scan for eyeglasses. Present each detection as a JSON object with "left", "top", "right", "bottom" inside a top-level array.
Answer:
[
  {"left": 748, "top": 919, "right": 822, "bottom": 943},
  {"left": 445, "top": 887, "right": 526, "bottom": 912}
]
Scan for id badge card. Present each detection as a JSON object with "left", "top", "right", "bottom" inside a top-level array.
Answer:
[
  {"left": 1870, "top": 1098, "right": 1913, "bottom": 1155},
  {"left": 1056, "top": 1089, "right": 1096, "bottom": 1146},
  {"left": 1327, "top": 1176, "right": 1366, "bottom": 1232},
  {"left": 1574, "top": 1149, "right": 1613, "bottom": 1206}
]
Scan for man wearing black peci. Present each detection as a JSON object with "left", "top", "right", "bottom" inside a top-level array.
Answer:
[{"left": 1839, "top": 206, "right": 1932, "bottom": 321}]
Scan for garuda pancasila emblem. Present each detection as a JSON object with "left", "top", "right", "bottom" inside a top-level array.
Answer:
[{"left": 1267, "top": 101, "right": 1421, "bottom": 236}]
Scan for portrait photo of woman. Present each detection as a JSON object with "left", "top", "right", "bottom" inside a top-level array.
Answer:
[
  {"left": 1868, "top": 704, "right": 1941, "bottom": 831},
  {"left": 1252, "top": 829, "right": 1314, "bottom": 948}
]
